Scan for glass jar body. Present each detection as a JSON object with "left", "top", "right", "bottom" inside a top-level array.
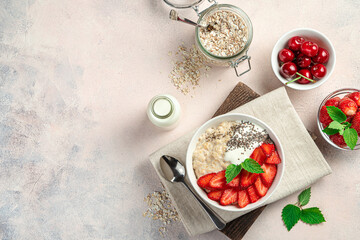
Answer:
[{"left": 195, "top": 4, "right": 253, "bottom": 70}]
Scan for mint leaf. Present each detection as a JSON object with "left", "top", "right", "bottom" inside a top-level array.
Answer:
[
  {"left": 298, "top": 188, "right": 311, "bottom": 206},
  {"left": 282, "top": 204, "right": 301, "bottom": 231},
  {"left": 343, "top": 128, "right": 358, "bottom": 150},
  {"left": 225, "top": 164, "right": 242, "bottom": 183},
  {"left": 241, "top": 158, "right": 264, "bottom": 173},
  {"left": 300, "top": 207, "right": 326, "bottom": 225},
  {"left": 322, "top": 126, "right": 339, "bottom": 135},
  {"left": 326, "top": 106, "right": 347, "bottom": 123},
  {"left": 327, "top": 121, "right": 344, "bottom": 130}
]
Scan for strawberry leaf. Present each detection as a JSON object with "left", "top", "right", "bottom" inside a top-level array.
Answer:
[
  {"left": 322, "top": 126, "right": 339, "bottom": 135},
  {"left": 343, "top": 128, "right": 358, "bottom": 150},
  {"left": 241, "top": 158, "right": 264, "bottom": 174},
  {"left": 300, "top": 207, "right": 326, "bottom": 225},
  {"left": 298, "top": 188, "right": 311, "bottom": 206},
  {"left": 282, "top": 204, "right": 301, "bottom": 231},
  {"left": 225, "top": 164, "right": 242, "bottom": 183},
  {"left": 326, "top": 106, "right": 347, "bottom": 123}
]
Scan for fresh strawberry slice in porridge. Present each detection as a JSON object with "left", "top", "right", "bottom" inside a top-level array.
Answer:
[
  {"left": 265, "top": 151, "right": 281, "bottom": 164},
  {"left": 247, "top": 185, "right": 260, "bottom": 203},
  {"left": 197, "top": 173, "right": 216, "bottom": 189},
  {"left": 208, "top": 170, "right": 227, "bottom": 189},
  {"left": 220, "top": 188, "right": 238, "bottom": 206},
  {"left": 239, "top": 170, "right": 259, "bottom": 188},
  {"left": 238, "top": 190, "right": 250, "bottom": 208},
  {"left": 250, "top": 147, "right": 266, "bottom": 166},
  {"left": 207, "top": 190, "right": 224, "bottom": 201}
]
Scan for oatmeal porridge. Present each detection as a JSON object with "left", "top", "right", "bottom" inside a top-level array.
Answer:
[
  {"left": 193, "top": 120, "right": 270, "bottom": 178},
  {"left": 199, "top": 10, "right": 249, "bottom": 57}
]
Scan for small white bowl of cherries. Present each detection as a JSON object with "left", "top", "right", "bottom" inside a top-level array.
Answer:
[{"left": 271, "top": 28, "right": 336, "bottom": 90}]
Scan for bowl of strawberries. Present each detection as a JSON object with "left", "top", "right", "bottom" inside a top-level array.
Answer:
[
  {"left": 186, "top": 113, "right": 285, "bottom": 212},
  {"left": 271, "top": 28, "right": 335, "bottom": 90},
  {"left": 318, "top": 88, "right": 360, "bottom": 150}
]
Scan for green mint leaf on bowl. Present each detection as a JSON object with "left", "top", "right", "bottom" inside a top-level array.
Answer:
[
  {"left": 241, "top": 158, "right": 264, "bottom": 173},
  {"left": 225, "top": 164, "right": 242, "bottom": 183},
  {"left": 343, "top": 128, "right": 358, "bottom": 150},
  {"left": 327, "top": 121, "right": 344, "bottom": 131},
  {"left": 326, "top": 106, "right": 347, "bottom": 123},
  {"left": 298, "top": 188, "right": 311, "bottom": 206},
  {"left": 282, "top": 204, "right": 301, "bottom": 231},
  {"left": 225, "top": 158, "right": 264, "bottom": 183},
  {"left": 300, "top": 207, "right": 326, "bottom": 225},
  {"left": 322, "top": 126, "right": 340, "bottom": 135}
]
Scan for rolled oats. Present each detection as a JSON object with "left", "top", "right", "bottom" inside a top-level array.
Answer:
[{"left": 199, "top": 10, "right": 248, "bottom": 57}]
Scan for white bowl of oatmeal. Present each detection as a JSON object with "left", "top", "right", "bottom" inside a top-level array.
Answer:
[{"left": 186, "top": 113, "right": 285, "bottom": 212}]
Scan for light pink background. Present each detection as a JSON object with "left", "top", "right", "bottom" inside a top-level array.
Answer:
[{"left": 0, "top": 0, "right": 359, "bottom": 239}]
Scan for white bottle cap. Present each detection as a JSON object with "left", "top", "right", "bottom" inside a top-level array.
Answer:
[{"left": 153, "top": 98, "right": 172, "bottom": 118}]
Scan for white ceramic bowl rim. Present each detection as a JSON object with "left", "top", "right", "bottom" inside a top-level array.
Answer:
[
  {"left": 271, "top": 28, "right": 336, "bottom": 91},
  {"left": 186, "top": 113, "right": 285, "bottom": 212}
]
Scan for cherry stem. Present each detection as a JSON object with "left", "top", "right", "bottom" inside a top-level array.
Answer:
[
  {"left": 286, "top": 76, "right": 301, "bottom": 85},
  {"left": 295, "top": 72, "right": 315, "bottom": 82}
]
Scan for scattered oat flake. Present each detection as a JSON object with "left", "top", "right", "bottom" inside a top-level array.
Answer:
[
  {"left": 143, "top": 190, "right": 179, "bottom": 237},
  {"left": 169, "top": 44, "right": 211, "bottom": 95}
]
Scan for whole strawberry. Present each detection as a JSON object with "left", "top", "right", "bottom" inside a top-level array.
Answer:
[
  {"left": 339, "top": 97, "right": 357, "bottom": 116},
  {"left": 329, "top": 134, "right": 347, "bottom": 148},
  {"left": 352, "top": 112, "right": 360, "bottom": 136},
  {"left": 325, "top": 97, "right": 340, "bottom": 107},
  {"left": 319, "top": 106, "right": 332, "bottom": 127},
  {"left": 346, "top": 92, "right": 360, "bottom": 106}
]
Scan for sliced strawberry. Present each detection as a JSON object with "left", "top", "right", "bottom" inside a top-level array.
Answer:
[
  {"left": 346, "top": 92, "right": 360, "bottom": 106},
  {"left": 247, "top": 185, "right": 260, "bottom": 203},
  {"left": 352, "top": 112, "right": 360, "bottom": 136},
  {"left": 339, "top": 97, "right": 357, "bottom": 116},
  {"left": 208, "top": 170, "right": 226, "bottom": 189},
  {"left": 238, "top": 190, "right": 250, "bottom": 208},
  {"left": 260, "top": 164, "right": 277, "bottom": 187},
  {"left": 197, "top": 173, "right": 216, "bottom": 189},
  {"left": 319, "top": 105, "right": 332, "bottom": 128},
  {"left": 239, "top": 170, "right": 259, "bottom": 188},
  {"left": 227, "top": 175, "right": 240, "bottom": 188},
  {"left": 250, "top": 147, "right": 266, "bottom": 165},
  {"left": 207, "top": 190, "right": 224, "bottom": 201},
  {"left": 325, "top": 97, "right": 341, "bottom": 107},
  {"left": 265, "top": 151, "right": 281, "bottom": 164},
  {"left": 260, "top": 143, "right": 275, "bottom": 157},
  {"left": 254, "top": 177, "right": 269, "bottom": 197},
  {"left": 220, "top": 188, "right": 238, "bottom": 206}
]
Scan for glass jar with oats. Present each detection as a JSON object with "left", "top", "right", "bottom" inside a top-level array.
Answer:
[{"left": 163, "top": 0, "right": 253, "bottom": 77}]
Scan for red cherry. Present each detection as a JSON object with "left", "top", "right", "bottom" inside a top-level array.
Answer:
[
  {"left": 297, "top": 69, "right": 313, "bottom": 84},
  {"left": 312, "top": 47, "right": 330, "bottom": 64},
  {"left": 295, "top": 53, "right": 312, "bottom": 68},
  {"left": 300, "top": 41, "right": 319, "bottom": 57},
  {"left": 288, "top": 36, "right": 305, "bottom": 51},
  {"left": 280, "top": 62, "right": 297, "bottom": 78},
  {"left": 311, "top": 64, "right": 327, "bottom": 79},
  {"left": 278, "top": 49, "right": 295, "bottom": 63}
]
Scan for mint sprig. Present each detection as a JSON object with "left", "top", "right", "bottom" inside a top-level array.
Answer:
[
  {"left": 281, "top": 188, "right": 326, "bottom": 231},
  {"left": 323, "top": 106, "right": 358, "bottom": 150},
  {"left": 225, "top": 158, "right": 264, "bottom": 183}
]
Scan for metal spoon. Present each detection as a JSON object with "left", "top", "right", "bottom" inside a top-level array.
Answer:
[
  {"left": 169, "top": 10, "right": 215, "bottom": 31},
  {"left": 160, "top": 155, "right": 226, "bottom": 230}
]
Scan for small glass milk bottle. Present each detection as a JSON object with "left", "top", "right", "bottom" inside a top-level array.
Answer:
[{"left": 147, "top": 94, "right": 181, "bottom": 130}]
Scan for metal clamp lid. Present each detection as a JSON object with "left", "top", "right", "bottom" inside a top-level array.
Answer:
[
  {"left": 231, "top": 50, "right": 252, "bottom": 77},
  {"left": 163, "top": 0, "right": 205, "bottom": 9}
]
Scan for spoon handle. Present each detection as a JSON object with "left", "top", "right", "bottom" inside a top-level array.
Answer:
[{"left": 181, "top": 181, "right": 226, "bottom": 230}]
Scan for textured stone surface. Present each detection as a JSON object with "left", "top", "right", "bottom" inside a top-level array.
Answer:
[{"left": 0, "top": 0, "right": 359, "bottom": 239}]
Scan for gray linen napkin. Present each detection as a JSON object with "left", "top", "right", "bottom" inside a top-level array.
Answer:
[{"left": 149, "top": 87, "right": 332, "bottom": 236}]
